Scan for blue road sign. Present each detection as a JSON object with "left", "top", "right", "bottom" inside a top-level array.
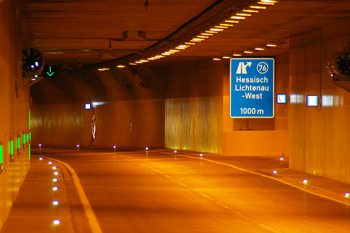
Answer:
[{"left": 230, "top": 58, "right": 275, "bottom": 118}]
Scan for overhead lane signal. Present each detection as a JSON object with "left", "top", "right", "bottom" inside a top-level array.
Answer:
[{"left": 43, "top": 66, "right": 57, "bottom": 77}]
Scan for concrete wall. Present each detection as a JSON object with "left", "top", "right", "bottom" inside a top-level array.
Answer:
[
  {"left": 0, "top": 0, "right": 31, "bottom": 231},
  {"left": 289, "top": 19, "right": 350, "bottom": 184},
  {"left": 31, "top": 66, "right": 166, "bottom": 147},
  {"left": 165, "top": 60, "right": 223, "bottom": 153},
  {"left": 165, "top": 57, "right": 289, "bottom": 156},
  {"left": 222, "top": 54, "right": 289, "bottom": 156}
]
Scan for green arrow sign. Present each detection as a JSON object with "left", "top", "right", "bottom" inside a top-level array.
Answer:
[
  {"left": 47, "top": 66, "right": 55, "bottom": 76},
  {"left": 43, "top": 66, "right": 56, "bottom": 77}
]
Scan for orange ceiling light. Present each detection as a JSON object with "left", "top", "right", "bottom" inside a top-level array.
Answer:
[
  {"left": 213, "top": 57, "right": 221, "bottom": 61},
  {"left": 116, "top": 65, "right": 125, "bottom": 68},
  {"left": 185, "top": 42, "right": 196, "bottom": 45},
  {"left": 222, "top": 55, "right": 232, "bottom": 59}
]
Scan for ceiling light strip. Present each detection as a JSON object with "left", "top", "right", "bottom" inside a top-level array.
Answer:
[{"left": 99, "top": 0, "right": 278, "bottom": 69}]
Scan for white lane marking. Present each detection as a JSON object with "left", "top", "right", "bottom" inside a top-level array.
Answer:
[
  {"left": 179, "top": 154, "right": 350, "bottom": 207},
  {"left": 48, "top": 157, "right": 103, "bottom": 233},
  {"left": 138, "top": 161, "right": 279, "bottom": 233}
]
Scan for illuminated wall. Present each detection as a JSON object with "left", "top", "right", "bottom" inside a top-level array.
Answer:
[
  {"left": 165, "top": 57, "right": 289, "bottom": 156},
  {"left": 31, "top": 66, "right": 165, "bottom": 147},
  {"left": 0, "top": 1, "right": 31, "bottom": 231},
  {"left": 165, "top": 61, "right": 224, "bottom": 154},
  {"left": 289, "top": 20, "right": 350, "bottom": 184}
]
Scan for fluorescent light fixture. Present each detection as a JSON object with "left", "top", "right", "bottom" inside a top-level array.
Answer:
[
  {"left": 215, "top": 25, "right": 228, "bottom": 29},
  {"left": 259, "top": 1, "right": 275, "bottom": 5},
  {"left": 220, "top": 24, "right": 233, "bottom": 27},
  {"left": 191, "top": 38, "right": 204, "bottom": 42},
  {"left": 213, "top": 58, "right": 221, "bottom": 61},
  {"left": 210, "top": 28, "right": 223, "bottom": 32},
  {"left": 53, "top": 186, "right": 58, "bottom": 191},
  {"left": 185, "top": 42, "right": 196, "bottom": 45},
  {"left": 197, "top": 35, "right": 209, "bottom": 39},
  {"left": 129, "top": 63, "right": 137, "bottom": 65},
  {"left": 231, "top": 16, "right": 246, "bottom": 20},
  {"left": 145, "top": 147, "right": 149, "bottom": 150},
  {"left": 266, "top": 41, "right": 279, "bottom": 47},
  {"left": 233, "top": 53, "right": 243, "bottom": 57},
  {"left": 222, "top": 55, "right": 232, "bottom": 59},
  {"left": 92, "top": 101, "right": 107, "bottom": 107},
  {"left": 277, "top": 94, "right": 287, "bottom": 104},
  {"left": 307, "top": 95, "right": 318, "bottom": 107},
  {"left": 174, "top": 150, "right": 177, "bottom": 153},
  {"left": 54, "top": 171, "right": 59, "bottom": 175},
  {"left": 206, "top": 30, "right": 218, "bottom": 34},
  {"left": 199, "top": 153, "right": 203, "bottom": 157},
  {"left": 52, "top": 166, "right": 57, "bottom": 170},
  {"left": 53, "top": 178, "right": 58, "bottom": 182},
  {"left": 244, "top": 49, "right": 254, "bottom": 54},
  {"left": 303, "top": 179, "right": 308, "bottom": 184},
  {"left": 201, "top": 33, "right": 213, "bottom": 36},
  {"left": 225, "top": 20, "right": 239, "bottom": 24},
  {"left": 250, "top": 5, "right": 266, "bottom": 9},
  {"left": 236, "top": 13, "right": 251, "bottom": 16},
  {"left": 116, "top": 65, "right": 125, "bottom": 68},
  {"left": 255, "top": 45, "right": 266, "bottom": 51},
  {"left": 97, "top": 68, "right": 110, "bottom": 71},
  {"left": 85, "top": 103, "right": 91, "bottom": 110},
  {"left": 53, "top": 200, "right": 59, "bottom": 205},
  {"left": 243, "top": 9, "right": 259, "bottom": 13}
]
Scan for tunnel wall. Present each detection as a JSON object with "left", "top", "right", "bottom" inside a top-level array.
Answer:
[
  {"left": 31, "top": 66, "right": 166, "bottom": 148},
  {"left": 165, "top": 57, "right": 289, "bottom": 156},
  {"left": 289, "top": 19, "right": 350, "bottom": 184},
  {"left": 222, "top": 54, "right": 289, "bottom": 156},
  {"left": 0, "top": 1, "right": 31, "bottom": 231},
  {"left": 165, "top": 60, "right": 224, "bottom": 154}
]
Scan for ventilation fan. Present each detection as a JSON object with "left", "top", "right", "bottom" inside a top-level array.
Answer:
[
  {"left": 326, "top": 51, "right": 350, "bottom": 80},
  {"left": 326, "top": 51, "right": 350, "bottom": 92},
  {"left": 22, "top": 48, "right": 45, "bottom": 75}
]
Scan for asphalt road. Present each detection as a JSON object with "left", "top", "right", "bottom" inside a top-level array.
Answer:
[{"left": 34, "top": 148, "right": 350, "bottom": 233}]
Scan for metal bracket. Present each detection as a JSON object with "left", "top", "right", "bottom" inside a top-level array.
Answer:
[{"left": 22, "top": 77, "right": 43, "bottom": 90}]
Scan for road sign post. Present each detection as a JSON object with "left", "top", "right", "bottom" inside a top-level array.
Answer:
[{"left": 230, "top": 58, "right": 275, "bottom": 118}]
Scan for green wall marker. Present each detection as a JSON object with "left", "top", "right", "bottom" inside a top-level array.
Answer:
[
  {"left": 10, "top": 141, "right": 14, "bottom": 155},
  {"left": 0, "top": 145, "right": 3, "bottom": 163}
]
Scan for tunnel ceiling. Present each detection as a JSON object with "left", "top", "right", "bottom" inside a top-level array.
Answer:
[{"left": 19, "top": 0, "right": 350, "bottom": 69}]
